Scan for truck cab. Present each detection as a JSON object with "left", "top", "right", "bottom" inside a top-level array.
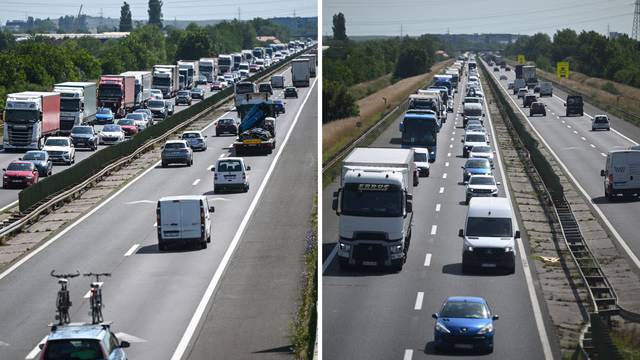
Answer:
[{"left": 565, "top": 95, "right": 583, "bottom": 117}]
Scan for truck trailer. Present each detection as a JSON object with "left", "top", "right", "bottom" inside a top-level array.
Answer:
[
  {"left": 3, "top": 92, "right": 60, "bottom": 150},
  {"left": 523, "top": 65, "right": 537, "bottom": 88},
  {"left": 53, "top": 82, "right": 97, "bottom": 133},
  {"left": 120, "top": 71, "right": 152, "bottom": 108},
  {"left": 97, "top": 75, "right": 135, "bottom": 118},
  {"left": 177, "top": 60, "right": 199, "bottom": 90},
  {"left": 233, "top": 102, "right": 277, "bottom": 156},
  {"left": 152, "top": 65, "right": 180, "bottom": 98},
  {"left": 300, "top": 54, "right": 317, "bottom": 77},
  {"left": 332, "top": 147, "right": 415, "bottom": 271},
  {"left": 291, "top": 58, "right": 310, "bottom": 87}
]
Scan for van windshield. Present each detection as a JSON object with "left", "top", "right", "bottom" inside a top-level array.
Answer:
[
  {"left": 341, "top": 183, "right": 403, "bottom": 217},
  {"left": 466, "top": 217, "right": 513, "bottom": 237}
]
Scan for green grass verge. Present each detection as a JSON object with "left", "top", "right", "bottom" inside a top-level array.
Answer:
[
  {"left": 349, "top": 74, "right": 393, "bottom": 101},
  {"left": 611, "top": 327, "right": 640, "bottom": 360},
  {"left": 291, "top": 196, "right": 317, "bottom": 360}
]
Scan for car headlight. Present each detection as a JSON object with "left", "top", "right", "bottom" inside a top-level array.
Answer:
[
  {"left": 478, "top": 323, "right": 494, "bottom": 334},
  {"left": 435, "top": 322, "right": 451, "bottom": 334},
  {"left": 390, "top": 245, "right": 403, "bottom": 254}
]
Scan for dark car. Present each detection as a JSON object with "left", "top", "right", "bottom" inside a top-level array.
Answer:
[
  {"left": 523, "top": 94, "right": 537, "bottom": 108},
  {"left": 216, "top": 118, "right": 238, "bottom": 136},
  {"left": 273, "top": 99, "right": 285, "bottom": 115},
  {"left": 529, "top": 102, "right": 546, "bottom": 116},
  {"left": 493, "top": 67, "right": 499, "bottom": 72},
  {"left": 533, "top": 84, "right": 540, "bottom": 93},
  {"left": 258, "top": 83, "right": 273, "bottom": 95},
  {"left": 505, "top": 66, "right": 511, "bottom": 71},
  {"left": 147, "top": 99, "right": 168, "bottom": 120},
  {"left": 161, "top": 140, "right": 193, "bottom": 167},
  {"left": 197, "top": 74, "right": 208, "bottom": 85},
  {"left": 70, "top": 125, "right": 99, "bottom": 150},
  {"left": 22, "top": 150, "right": 52, "bottom": 177},
  {"left": 3, "top": 161, "right": 39, "bottom": 188},
  {"left": 565, "top": 95, "right": 583, "bottom": 116},
  {"left": 175, "top": 90, "right": 193, "bottom": 106},
  {"left": 191, "top": 87, "right": 205, "bottom": 100},
  {"left": 284, "top": 87, "right": 298, "bottom": 99}
]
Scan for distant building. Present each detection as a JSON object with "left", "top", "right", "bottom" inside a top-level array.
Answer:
[
  {"left": 5, "top": 20, "right": 27, "bottom": 32},
  {"left": 256, "top": 36, "right": 281, "bottom": 43},
  {"left": 609, "top": 31, "right": 621, "bottom": 40}
]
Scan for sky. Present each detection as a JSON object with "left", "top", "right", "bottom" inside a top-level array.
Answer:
[
  {"left": 322, "top": 0, "right": 636, "bottom": 37},
  {"left": 1, "top": 0, "right": 317, "bottom": 25}
]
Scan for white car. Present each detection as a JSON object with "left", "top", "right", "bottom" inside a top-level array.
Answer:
[
  {"left": 125, "top": 113, "right": 150, "bottom": 130},
  {"left": 212, "top": 157, "right": 250, "bottom": 193},
  {"left": 239, "top": 69, "right": 250, "bottom": 79},
  {"left": 413, "top": 148, "right": 430, "bottom": 177},
  {"left": 517, "top": 88, "right": 528, "bottom": 99},
  {"left": 592, "top": 115, "right": 610, "bottom": 131},
  {"left": 43, "top": 137, "right": 75, "bottom": 165},
  {"left": 465, "top": 175, "right": 500, "bottom": 204},
  {"left": 462, "top": 131, "right": 489, "bottom": 158},
  {"left": 150, "top": 89, "right": 163, "bottom": 100},
  {"left": 468, "top": 145, "right": 494, "bottom": 165},
  {"left": 99, "top": 124, "right": 126, "bottom": 145}
]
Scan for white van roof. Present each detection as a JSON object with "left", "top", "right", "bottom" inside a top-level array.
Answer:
[
  {"left": 159, "top": 195, "right": 206, "bottom": 202},
  {"left": 468, "top": 197, "right": 512, "bottom": 218}
]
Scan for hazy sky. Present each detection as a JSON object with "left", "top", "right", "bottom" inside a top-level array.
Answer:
[
  {"left": 1, "top": 0, "right": 316, "bottom": 25},
  {"left": 323, "top": 0, "right": 635, "bottom": 37}
]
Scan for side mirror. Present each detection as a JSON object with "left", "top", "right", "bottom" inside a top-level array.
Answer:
[
  {"left": 120, "top": 341, "right": 130, "bottom": 348},
  {"left": 564, "top": 103, "right": 566, "bottom": 107},
  {"left": 406, "top": 201, "right": 413, "bottom": 213},
  {"left": 209, "top": 206, "right": 215, "bottom": 213},
  {"left": 246, "top": 166, "right": 251, "bottom": 171},
  {"left": 458, "top": 229, "right": 464, "bottom": 237},
  {"left": 600, "top": 169, "right": 606, "bottom": 177},
  {"left": 492, "top": 315, "right": 500, "bottom": 320},
  {"left": 483, "top": 113, "right": 486, "bottom": 117},
  {"left": 460, "top": 139, "right": 464, "bottom": 143},
  {"left": 515, "top": 230, "right": 521, "bottom": 239},
  {"left": 432, "top": 313, "right": 438, "bottom": 319},
  {"left": 2, "top": 169, "right": 5, "bottom": 172}
]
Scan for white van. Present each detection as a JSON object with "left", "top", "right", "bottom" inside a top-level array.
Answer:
[
  {"left": 539, "top": 82, "right": 553, "bottom": 97},
  {"left": 212, "top": 157, "right": 251, "bottom": 192},
  {"left": 271, "top": 75, "right": 285, "bottom": 89},
  {"left": 458, "top": 197, "right": 520, "bottom": 273},
  {"left": 601, "top": 150, "right": 640, "bottom": 200},
  {"left": 156, "top": 195, "right": 214, "bottom": 251}
]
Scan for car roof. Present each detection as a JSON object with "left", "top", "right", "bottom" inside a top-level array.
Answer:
[
  {"left": 165, "top": 140, "right": 187, "bottom": 144},
  {"left": 47, "top": 324, "right": 107, "bottom": 341},
  {"left": 159, "top": 195, "right": 206, "bottom": 202},
  {"left": 465, "top": 157, "right": 490, "bottom": 165},
  {"left": 10, "top": 160, "right": 33, "bottom": 165},
  {"left": 218, "top": 156, "right": 243, "bottom": 162},
  {"left": 445, "top": 296, "right": 486, "bottom": 304},
  {"left": 412, "top": 147, "right": 429, "bottom": 154},
  {"left": 46, "top": 136, "right": 69, "bottom": 140}
]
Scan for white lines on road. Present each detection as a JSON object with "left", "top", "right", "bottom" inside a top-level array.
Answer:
[
  {"left": 439, "top": 187, "right": 444, "bottom": 194},
  {"left": 581, "top": 137, "right": 586, "bottom": 141},
  {"left": 192, "top": 179, "right": 201, "bottom": 186},
  {"left": 573, "top": 130, "right": 578, "bottom": 134},
  {"left": 124, "top": 244, "right": 140, "bottom": 257},
  {"left": 452, "top": 131, "right": 455, "bottom": 135},
  {"left": 447, "top": 152, "right": 451, "bottom": 157},
  {"left": 450, "top": 137, "right": 454, "bottom": 141},
  {"left": 567, "top": 125, "right": 572, "bottom": 129},
  {"left": 449, "top": 144, "right": 453, "bottom": 148},
  {"left": 25, "top": 336, "right": 47, "bottom": 360},
  {"left": 403, "top": 349, "right": 414, "bottom": 360},
  {"left": 207, "top": 165, "right": 214, "bottom": 171},
  {"left": 218, "top": 153, "right": 227, "bottom": 159},
  {"left": 445, "top": 161, "right": 449, "bottom": 167},
  {"left": 601, "top": 152, "right": 607, "bottom": 157},
  {"left": 442, "top": 173, "right": 447, "bottom": 179},
  {"left": 414, "top": 292, "right": 424, "bottom": 310},
  {"left": 590, "top": 144, "right": 596, "bottom": 148},
  {"left": 424, "top": 253, "right": 432, "bottom": 267},
  {"left": 561, "top": 119, "right": 564, "bottom": 123},
  {"left": 430, "top": 225, "right": 438, "bottom": 235},
  {"left": 435, "top": 203, "right": 441, "bottom": 212}
]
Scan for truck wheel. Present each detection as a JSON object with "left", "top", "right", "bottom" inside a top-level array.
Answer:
[
  {"left": 338, "top": 258, "right": 351, "bottom": 271},
  {"left": 391, "top": 259, "right": 404, "bottom": 272},
  {"left": 161, "top": 161, "right": 167, "bottom": 168},
  {"left": 201, "top": 240, "right": 207, "bottom": 249},
  {"left": 462, "top": 262, "right": 472, "bottom": 274},
  {"left": 158, "top": 243, "right": 167, "bottom": 252}
]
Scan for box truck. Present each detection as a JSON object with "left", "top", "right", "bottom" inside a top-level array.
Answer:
[
  {"left": 291, "top": 58, "right": 310, "bottom": 87},
  {"left": 53, "top": 82, "right": 97, "bottom": 134},
  {"left": 152, "top": 65, "right": 180, "bottom": 98},
  {"left": 120, "top": 71, "right": 152, "bottom": 108},
  {"left": 97, "top": 75, "right": 135, "bottom": 118}
]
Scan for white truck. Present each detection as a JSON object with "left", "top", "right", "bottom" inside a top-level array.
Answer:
[
  {"left": 291, "top": 58, "right": 310, "bottom": 87},
  {"left": 152, "top": 65, "right": 180, "bottom": 98},
  {"left": 218, "top": 54, "right": 233, "bottom": 75},
  {"left": 156, "top": 195, "right": 214, "bottom": 251},
  {"left": 417, "top": 89, "right": 446, "bottom": 123},
  {"left": 177, "top": 60, "right": 200, "bottom": 89},
  {"left": 53, "top": 82, "right": 97, "bottom": 134},
  {"left": 120, "top": 71, "right": 152, "bottom": 108},
  {"left": 300, "top": 54, "right": 317, "bottom": 77},
  {"left": 601, "top": 150, "right": 640, "bottom": 200},
  {"left": 199, "top": 58, "right": 216, "bottom": 82},
  {"left": 332, "top": 147, "right": 415, "bottom": 271}
]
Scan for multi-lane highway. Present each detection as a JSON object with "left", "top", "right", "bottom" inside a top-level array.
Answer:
[
  {"left": 0, "top": 65, "right": 317, "bottom": 359},
  {"left": 485, "top": 61, "right": 640, "bottom": 268},
  {"left": 322, "top": 71, "right": 555, "bottom": 359}
]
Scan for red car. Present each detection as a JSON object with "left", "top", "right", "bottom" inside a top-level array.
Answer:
[
  {"left": 3, "top": 160, "right": 39, "bottom": 188},
  {"left": 210, "top": 81, "right": 225, "bottom": 91},
  {"left": 117, "top": 119, "right": 139, "bottom": 137}
]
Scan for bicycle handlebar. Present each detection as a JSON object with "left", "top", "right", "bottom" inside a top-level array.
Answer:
[
  {"left": 50, "top": 270, "right": 81, "bottom": 279},
  {"left": 83, "top": 272, "right": 112, "bottom": 282}
]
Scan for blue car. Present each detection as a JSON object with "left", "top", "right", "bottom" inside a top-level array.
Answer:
[
  {"left": 95, "top": 107, "right": 114, "bottom": 124},
  {"left": 433, "top": 296, "right": 499, "bottom": 353},
  {"left": 273, "top": 99, "right": 285, "bottom": 114},
  {"left": 461, "top": 157, "right": 492, "bottom": 183},
  {"left": 39, "top": 323, "right": 130, "bottom": 359}
]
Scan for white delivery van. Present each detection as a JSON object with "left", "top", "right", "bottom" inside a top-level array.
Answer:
[
  {"left": 156, "top": 195, "right": 214, "bottom": 251},
  {"left": 601, "top": 150, "right": 640, "bottom": 200},
  {"left": 459, "top": 197, "right": 519, "bottom": 273},
  {"left": 212, "top": 157, "right": 251, "bottom": 193}
]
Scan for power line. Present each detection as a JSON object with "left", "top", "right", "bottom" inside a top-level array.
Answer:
[{"left": 633, "top": 0, "right": 640, "bottom": 39}]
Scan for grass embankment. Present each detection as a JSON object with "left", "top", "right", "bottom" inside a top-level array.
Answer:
[
  {"left": 322, "top": 59, "right": 452, "bottom": 168},
  {"left": 611, "top": 325, "right": 640, "bottom": 360},
  {"left": 291, "top": 196, "right": 317, "bottom": 360}
]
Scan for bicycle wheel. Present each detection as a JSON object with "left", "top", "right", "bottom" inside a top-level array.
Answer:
[
  {"left": 90, "top": 294, "right": 99, "bottom": 324},
  {"left": 58, "top": 292, "right": 71, "bottom": 324}
]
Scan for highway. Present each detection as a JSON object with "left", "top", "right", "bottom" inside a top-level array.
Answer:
[
  {"left": 322, "top": 71, "right": 555, "bottom": 359},
  {"left": 0, "top": 76, "right": 236, "bottom": 211},
  {"left": 0, "top": 65, "right": 316, "bottom": 359},
  {"left": 484, "top": 61, "right": 640, "bottom": 268}
]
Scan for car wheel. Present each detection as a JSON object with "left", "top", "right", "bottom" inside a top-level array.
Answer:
[
  {"left": 338, "top": 257, "right": 351, "bottom": 271},
  {"left": 390, "top": 259, "right": 404, "bottom": 272},
  {"left": 462, "top": 262, "right": 472, "bottom": 273},
  {"left": 243, "top": 184, "right": 249, "bottom": 192},
  {"left": 158, "top": 243, "right": 166, "bottom": 252},
  {"left": 216, "top": 132, "right": 219, "bottom": 137},
  {"left": 465, "top": 197, "right": 470, "bottom": 205},
  {"left": 592, "top": 128, "right": 595, "bottom": 131},
  {"left": 201, "top": 240, "right": 207, "bottom": 249},
  {"left": 161, "top": 161, "right": 167, "bottom": 168}
]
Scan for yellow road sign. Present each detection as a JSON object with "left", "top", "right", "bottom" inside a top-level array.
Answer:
[
  {"left": 557, "top": 62, "right": 570, "bottom": 78},
  {"left": 517, "top": 54, "right": 525, "bottom": 64}
]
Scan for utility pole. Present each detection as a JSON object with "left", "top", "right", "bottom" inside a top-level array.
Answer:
[
  {"left": 238, "top": 7, "right": 241, "bottom": 21},
  {"left": 400, "top": 24, "right": 403, "bottom": 38},
  {"left": 633, "top": 0, "right": 640, "bottom": 40}
]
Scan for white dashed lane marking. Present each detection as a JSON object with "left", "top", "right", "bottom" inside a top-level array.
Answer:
[
  {"left": 430, "top": 225, "right": 437, "bottom": 235},
  {"left": 424, "top": 253, "right": 432, "bottom": 267},
  {"left": 414, "top": 292, "right": 424, "bottom": 310}
]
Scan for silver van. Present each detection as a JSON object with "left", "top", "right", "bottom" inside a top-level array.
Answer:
[{"left": 157, "top": 195, "right": 214, "bottom": 251}]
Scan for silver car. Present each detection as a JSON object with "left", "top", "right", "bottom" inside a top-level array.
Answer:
[
  {"left": 161, "top": 140, "right": 193, "bottom": 167},
  {"left": 592, "top": 115, "right": 610, "bottom": 131}
]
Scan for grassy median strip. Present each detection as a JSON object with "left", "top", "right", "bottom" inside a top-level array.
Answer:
[{"left": 292, "top": 196, "right": 317, "bottom": 360}]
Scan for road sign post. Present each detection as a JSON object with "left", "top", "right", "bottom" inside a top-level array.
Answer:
[
  {"left": 517, "top": 54, "right": 525, "bottom": 64},
  {"left": 557, "top": 62, "right": 570, "bottom": 79}
]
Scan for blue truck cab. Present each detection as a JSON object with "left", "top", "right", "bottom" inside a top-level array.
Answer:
[{"left": 399, "top": 112, "right": 439, "bottom": 162}]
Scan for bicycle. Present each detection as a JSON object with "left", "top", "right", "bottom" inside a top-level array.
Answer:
[
  {"left": 83, "top": 272, "right": 111, "bottom": 324},
  {"left": 50, "top": 270, "right": 80, "bottom": 325}
]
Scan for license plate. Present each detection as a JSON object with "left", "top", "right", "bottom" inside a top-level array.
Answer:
[
  {"left": 454, "top": 344, "right": 474, "bottom": 349},
  {"left": 362, "top": 261, "right": 377, "bottom": 266},
  {"left": 243, "top": 139, "right": 261, "bottom": 144},
  {"left": 481, "top": 263, "right": 497, "bottom": 268},
  {"left": 12, "top": 180, "right": 22, "bottom": 183}
]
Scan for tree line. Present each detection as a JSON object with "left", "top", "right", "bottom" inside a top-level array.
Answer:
[{"left": 504, "top": 29, "right": 640, "bottom": 88}]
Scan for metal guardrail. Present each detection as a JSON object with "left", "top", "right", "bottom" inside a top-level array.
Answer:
[{"left": 0, "top": 48, "right": 314, "bottom": 242}]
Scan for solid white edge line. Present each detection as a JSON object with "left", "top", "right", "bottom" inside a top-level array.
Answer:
[
  {"left": 482, "top": 66, "right": 554, "bottom": 360},
  {"left": 0, "top": 200, "right": 18, "bottom": 213},
  {"left": 25, "top": 336, "right": 47, "bottom": 360},
  {"left": 124, "top": 244, "right": 140, "bottom": 257},
  {"left": 424, "top": 253, "right": 432, "bottom": 267},
  {"left": 169, "top": 77, "right": 317, "bottom": 360},
  {"left": 403, "top": 349, "right": 413, "bottom": 360},
  {"left": 414, "top": 292, "right": 424, "bottom": 310}
]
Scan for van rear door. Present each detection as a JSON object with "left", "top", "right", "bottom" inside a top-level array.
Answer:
[
  {"left": 611, "top": 151, "right": 640, "bottom": 190},
  {"left": 179, "top": 199, "right": 202, "bottom": 240},
  {"left": 160, "top": 200, "right": 182, "bottom": 240}
]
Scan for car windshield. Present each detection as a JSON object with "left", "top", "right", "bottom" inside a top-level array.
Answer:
[
  {"left": 472, "top": 146, "right": 491, "bottom": 153},
  {"left": 466, "top": 159, "right": 489, "bottom": 169},
  {"left": 24, "top": 152, "right": 46, "bottom": 160},
  {"left": 126, "top": 114, "right": 143, "bottom": 120},
  {"left": 165, "top": 142, "right": 186, "bottom": 149},
  {"left": 469, "top": 177, "right": 495, "bottom": 185},
  {"left": 118, "top": 119, "right": 135, "bottom": 125},
  {"left": 7, "top": 162, "right": 32, "bottom": 171},
  {"left": 42, "top": 339, "right": 104, "bottom": 360},
  {"left": 466, "top": 135, "right": 486, "bottom": 143},
  {"left": 182, "top": 133, "right": 200, "bottom": 139},
  {"left": 414, "top": 153, "right": 428, "bottom": 162},
  {"left": 45, "top": 139, "right": 68, "bottom": 147},
  {"left": 219, "top": 119, "right": 235, "bottom": 125},
  {"left": 466, "top": 217, "right": 513, "bottom": 237},
  {"left": 178, "top": 91, "right": 189, "bottom": 96},
  {"left": 440, "top": 301, "right": 489, "bottom": 319},
  {"left": 97, "top": 108, "right": 111, "bottom": 115},
  {"left": 103, "top": 125, "right": 121, "bottom": 132},
  {"left": 341, "top": 183, "right": 403, "bottom": 217},
  {"left": 595, "top": 117, "right": 608, "bottom": 123},
  {"left": 72, "top": 127, "right": 92, "bottom": 134},
  {"left": 148, "top": 100, "right": 164, "bottom": 107},
  {"left": 217, "top": 160, "right": 242, "bottom": 172}
]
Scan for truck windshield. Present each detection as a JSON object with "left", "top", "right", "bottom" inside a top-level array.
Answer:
[
  {"left": 466, "top": 217, "right": 513, "bottom": 237},
  {"left": 60, "top": 98, "right": 80, "bottom": 112},
  {"left": 464, "top": 108, "right": 482, "bottom": 117},
  {"left": 235, "top": 83, "right": 256, "bottom": 95},
  {"left": 153, "top": 77, "right": 170, "bottom": 86},
  {"left": 410, "top": 99, "right": 437, "bottom": 111},
  {"left": 342, "top": 183, "right": 403, "bottom": 217},
  {"left": 465, "top": 134, "right": 486, "bottom": 143},
  {"left": 219, "top": 58, "right": 231, "bottom": 66},
  {"left": 98, "top": 85, "right": 122, "bottom": 98},
  {"left": 4, "top": 109, "right": 37, "bottom": 123},
  {"left": 402, "top": 119, "right": 437, "bottom": 146}
]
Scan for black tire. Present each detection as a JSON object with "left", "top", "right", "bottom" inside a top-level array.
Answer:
[
  {"left": 158, "top": 242, "right": 167, "bottom": 251},
  {"left": 243, "top": 184, "right": 249, "bottom": 192},
  {"left": 465, "top": 197, "right": 470, "bottom": 205},
  {"left": 462, "top": 262, "right": 472, "bottom": 274},
  {"left": 338, "top": 257, "right": 351, "bottom": 271},
  {"left": 426, "top": 169, "right": 430, "bottom": 177},
  {"left": 391, "top": 259, "right": 404, "bottom": 272},
  {"left": 201, "top": 240, "right": 207, "bottom": 249},
  {"left": 161, "top": 161, "right": 167, "bottom": 168}
]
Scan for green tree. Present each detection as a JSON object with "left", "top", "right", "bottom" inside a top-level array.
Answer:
[
  {"left": 175, "top": 26, "right": 211, "bottom": 60},
  {"left": 0, "top": 31, "right": 15, "bottom": 51},
  {"left": 119, "top": 2, "right": 133, "bottom": 32},
  {"left": 394, "top": 45, "right": 427, "bottom": 79},
  {"left": 148, "top": 0, "right": 163, "bottom": 27},
  {"left": 332, "top": 13, "right": 347, "bottom": 41}
]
